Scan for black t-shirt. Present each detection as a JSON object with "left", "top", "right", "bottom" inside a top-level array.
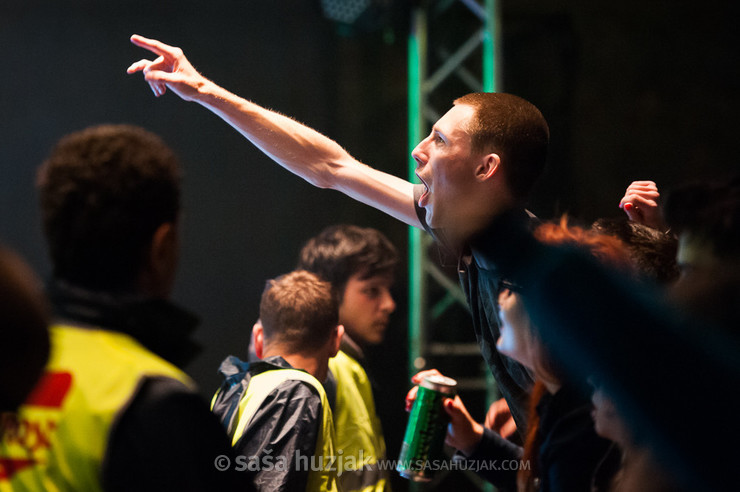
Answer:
[
  {"left": 412, "top": 184, "right": 534, "bottom": 433},
  {"left": 464, "top": 385, "right": 610, "bottom": 492}
]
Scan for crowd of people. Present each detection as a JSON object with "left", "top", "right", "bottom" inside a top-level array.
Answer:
[{"left": 0, "top": 32, "right": 737, "bottom": 492}]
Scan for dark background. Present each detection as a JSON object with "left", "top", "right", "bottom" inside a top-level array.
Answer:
[{"left": 2, "top": 1, "right": 737, "bottom": 489}]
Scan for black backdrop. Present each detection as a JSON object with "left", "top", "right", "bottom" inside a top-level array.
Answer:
[{"left": 2, "top": 1, "right": 737, "bottom": 489}]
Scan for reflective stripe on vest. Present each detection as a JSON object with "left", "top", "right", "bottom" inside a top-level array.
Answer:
[
  {"left": 231, "top": 368, "right": 338, "bottom": 492},
  {"left": 0, "top": 324, "right": 192, "bottom": 491},
  {"left": 328, "top": 351, "right": 390, "bottom": 492}
]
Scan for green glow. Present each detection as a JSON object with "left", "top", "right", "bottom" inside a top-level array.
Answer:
[
  {"left": 407, "top": 9, "right": 423, "bottom": 380},
  {"left": 483, "top": 0, "right": 498, "bottom": 92},
  {"left": 406, "top": 3, "right": 500, "bottom": 490}
]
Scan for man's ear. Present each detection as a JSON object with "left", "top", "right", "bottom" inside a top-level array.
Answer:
[
  {"left": 329, "top": 324, "right": 345, "bottom": 358},
  {"left": 253, "top": 320, "right": 264, "bottom": 359},
  {"left": 143, "top": 222, "right": 179, "bottom": 297},
  {"left": 475, "top": 153, "right": 501, "bottom": 181}
]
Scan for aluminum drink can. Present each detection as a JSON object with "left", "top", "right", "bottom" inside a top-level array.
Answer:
[{"left": 396, "top": 374, "right": 457, "bottom": 481}]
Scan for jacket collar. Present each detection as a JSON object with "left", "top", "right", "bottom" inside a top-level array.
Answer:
[
  {"left": 213, "top": 355, "right": 294, "bottom": 436},
  {"left": 48, "top": 279, "right": 201, "bottom": 369},
  {"left": 339, "top": 333, "right": 365, "bottom": 361}
]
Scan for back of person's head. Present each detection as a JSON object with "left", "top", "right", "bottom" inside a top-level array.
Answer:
[
  {"left": 663, "top": 176, "right": 740, "bottom": 263},
  {"left": 592, "top": 217, "right": 679, "bottom": 284},
  {"left": 296, "top": 224, "right": 399, "bottom": 296},
  {"left": 519, "top": 217, "right": 632, "bottom": 492},
  {"left": 259, "top": 270, "right": 338, "bottom": 354},
  {"left": 0, "top": 246, "right": 50, "bottom": 412},
  {"left": 37, "top": 124, "right": 181, "bottom": 293},
  {"left": 505, "top": 217, "right": 633, "bottom": 382},
  {"left": 453, "top": 92, "right": 549, "bottom": 201},
  {"left": 535, "top": 216, "right": 634, "bottom": 274},
  {"left": 507, "top": 218, "right": 633, "bottom": 387}
]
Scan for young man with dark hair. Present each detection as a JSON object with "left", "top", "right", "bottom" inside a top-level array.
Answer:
[
  {"left": 212, "top": 270, "right": 343, "bottom": 492},
  {"left": 297, "top": 224, "right": 398, "bottom": 491},
  {"left": 0, "top": 124, "right": 247, "bottom": 491},
  {"left": 128, "top": 35, "right": 549, "bottom": 432},
  {"left": 297, "top": 224, "right": 398, "bottom": 353}
]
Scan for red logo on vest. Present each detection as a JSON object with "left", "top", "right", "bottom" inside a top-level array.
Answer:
[
  {"left": 0, "top": 458, "right": 35, "bottom": 480},
  {"left": 0, "top": 371, "right": 72, "bottom": 481},
  {"left": 24, "top": 371, "right": 72, "bottom": 408}
]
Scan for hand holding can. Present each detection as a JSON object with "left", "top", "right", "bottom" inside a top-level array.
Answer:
[{"left": 397, "top": 373, "right": 457, "bottom": 481}]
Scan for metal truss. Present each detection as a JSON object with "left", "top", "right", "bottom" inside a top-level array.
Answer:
[{"left": 406, "top": 0, "right": 500, "bottom": 489}]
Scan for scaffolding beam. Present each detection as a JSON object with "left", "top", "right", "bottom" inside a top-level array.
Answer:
[{"left": 407, "top": 1, "right": 501, "bottom": 489}]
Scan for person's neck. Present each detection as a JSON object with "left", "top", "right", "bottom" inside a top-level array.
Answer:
[
  {"left": 264, "top": 349, "right": 328, "bottom": 382},
  {"left": 340, "top": 333, "right": 365, "bottom": 361},
  {"left": 541, "top": 379, "right": 561, "bottom": 394},
  {"left": 536, "top": 369, "right": 562, "bottom": 394},
  {"left": 448, "top": 193, "right": 518, "bottom": 248}
]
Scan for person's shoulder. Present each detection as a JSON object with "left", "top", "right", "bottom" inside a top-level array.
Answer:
[
  {"left": 109, "top": 375, "right": 221, "bottom": 453},
  {"left": 50, "top": 324, "right": 195, "bottom": 409},
  {"left": 105, "top": 376, "right": 247, "bottom": 492},
  {"left": 543, "top": 397, "right": 609, "bottom": 455},
  {"left": 110, "top": 375, "right": 223, "bottom": 457},
  {"left": 53, "top": 323, "right": 188, "bottom": 374},
  {"left": 469, "top": 207, "right": 535, "bottom": 266},
  {"left": 251, "top": 368, "right": 326, "bottom": 404},
  {"left": 124, "top": 375, "right": 204, "bottom": 418},
  {"left": 245, "top": 376, "right": 325, "bottom": 433},
  {"left": 329, "top": 350, "right": 367, "bottom": 378},
  {"left": 277, "top": 374, "right": 324, "bottom": 400}
]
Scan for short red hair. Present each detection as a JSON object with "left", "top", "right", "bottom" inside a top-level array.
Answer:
[{"left": 534, "top": 216, "right": 633, "bottom": 274}]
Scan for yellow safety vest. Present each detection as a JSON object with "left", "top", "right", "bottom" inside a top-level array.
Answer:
[
  {"left": 219, "top": 367, "right": 339, "bottom": 492},
  {"left": 328, "top": 351, "right": 389, "bottom": 492},
  {"left": 0, "top": 323, "right": 193, "bottom": 491}
]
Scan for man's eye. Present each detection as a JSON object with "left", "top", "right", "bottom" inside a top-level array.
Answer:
[{"left": 364, "top": 288, "right": 381, "bottom": 297}]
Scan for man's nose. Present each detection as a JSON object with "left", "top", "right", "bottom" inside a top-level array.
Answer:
[
  {"left": 381, "top": 289, "right": 396, "bottom": 313},
  {"left": 411, "top": 139, "right": 428, "bottom": 169}
]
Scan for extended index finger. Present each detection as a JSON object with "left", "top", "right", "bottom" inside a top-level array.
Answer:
[{"left": 130, "top": 34, "right": 178, "bottom": 58}]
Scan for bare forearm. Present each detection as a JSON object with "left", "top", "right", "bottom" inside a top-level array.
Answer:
[
  {"left": 193, "top": 80, "right": 351, "bottom": 188},
  {"left": 192, "top": 81, "right": 419, "bottom": 224}
]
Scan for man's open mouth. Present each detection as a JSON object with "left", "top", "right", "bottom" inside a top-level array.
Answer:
[{"left": 417, "top": 174, "right": 430, "bottom": 207}]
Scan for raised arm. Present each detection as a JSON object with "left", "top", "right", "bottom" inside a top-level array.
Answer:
[{"left": 127, "top": 35, "right": 421, "bottom": 227}]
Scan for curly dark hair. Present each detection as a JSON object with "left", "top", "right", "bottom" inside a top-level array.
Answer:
[
  {"left": 37, "top": 124, "right": 181, "bottom": 292},
  {"left": 592, "top": 217, "right": 679, "bottom": 285}
]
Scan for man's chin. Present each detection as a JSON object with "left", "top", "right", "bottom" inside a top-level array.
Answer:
[
  {"left": 426, "top": 209, "right": 453, "bottom": 232},
  {"left": 365, "top": 331, "right": 387, "bottom": 346},
  {"left": 426, "top": 210, "right": 441, "bottom": 229}
]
